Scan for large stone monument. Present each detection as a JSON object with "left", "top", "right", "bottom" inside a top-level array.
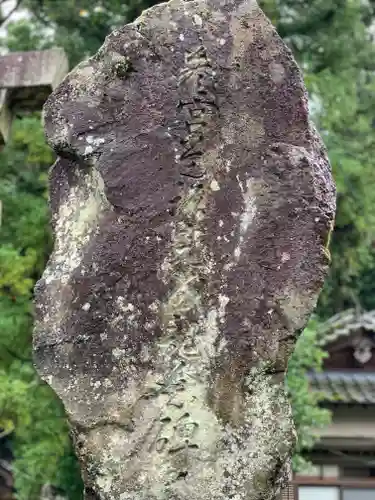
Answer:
[{"left": 33, "top": 0, "right": 336, "bottom": 499}]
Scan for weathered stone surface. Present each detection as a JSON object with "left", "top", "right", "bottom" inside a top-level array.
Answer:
[
  {"left": 34, "top": 0, "right": 336, "bottom": 499},
  {"left": 0, "top": 48, "right": 69, "bottom": 144}
]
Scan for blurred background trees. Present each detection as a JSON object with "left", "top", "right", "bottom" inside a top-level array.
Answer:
[{"left": 0, "top": 0, "right": 375, "bottom": 497}]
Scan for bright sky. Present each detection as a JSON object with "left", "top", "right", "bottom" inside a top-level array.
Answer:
[
  {"left": 0, "top": 1, "right": 31, "bottom": 53},
  {"left": 1, "top": 0, "right": 28, "bottom": 31}
]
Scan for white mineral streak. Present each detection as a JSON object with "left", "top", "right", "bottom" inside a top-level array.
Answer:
[
  {"left": 193, "top": 14, "right": 203, "bottom": 27},
  {"left": 234, "top": 175, "right": 257, "bottom": 261},
  {"left": 45, "top": 167, "right": 109, "bottom": 283},
  {"left": 43, "top": 166, "right": 110, "bottom": 303}
]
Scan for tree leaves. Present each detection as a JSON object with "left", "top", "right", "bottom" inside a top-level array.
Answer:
[
  {"left": 0, "top": 115, "right": 83, "bottom": 499},
  {"left": 286, "top": 318, "right": 332, "bottom": 471}
]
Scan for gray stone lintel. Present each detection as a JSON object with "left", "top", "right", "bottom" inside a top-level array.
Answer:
[{"left": 0, "top": 48, "right": 69, "bottom": 144}]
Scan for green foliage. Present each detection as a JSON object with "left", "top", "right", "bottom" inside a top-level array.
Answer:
[
  {"left": 0, "top": 117, "right": 53, "bottom": 364},
  {"left": 0, "top": 363, "right": 82, "bottom": 500},
  {"left": 23, "top": 0, "right": 145, "bottom": 66},
  {"left": 0, "top": 116, "right": 83, "bottom": 499},
  {"left": 0, "top": 19, "right": 52, "bottom": 52},
  {"left": 286, "top": 318, "right": 331, "bottom": 472}
]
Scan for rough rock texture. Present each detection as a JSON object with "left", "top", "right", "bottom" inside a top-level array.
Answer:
[{"left": 33, "top": 0, "right": 336, "bottom": 499}]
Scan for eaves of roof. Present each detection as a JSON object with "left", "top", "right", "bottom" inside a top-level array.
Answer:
[{"left": 308, "top": 371, "right": 375, "bottom": 404}]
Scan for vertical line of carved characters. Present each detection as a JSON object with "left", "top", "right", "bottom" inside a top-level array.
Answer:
[
  {"left": 146, "top": 365, "right": 202, "bottom": 455},
  {"left": 175, "top": 44, "right": 218, "bottom": 180},
  {"left": 168, "top": 412, "right": 199, "bottom": 453},
  {"left": 153, "top": 404, "right": 200, "bottom": 454}
]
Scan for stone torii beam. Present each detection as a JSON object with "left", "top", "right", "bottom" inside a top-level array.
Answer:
[
  {"left": 0, "top": 48, "right": 68, "bottom": 144},
  {"left": 0, "top": 47, "right": 68, "bottom": 227}
]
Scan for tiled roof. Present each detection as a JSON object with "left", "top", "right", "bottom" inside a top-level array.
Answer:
[
  {"left": 308, "top": 371, "right": 375, "bottom": 404},
  {"left": 318, "top": 309, "right": 375, "bottom": 346}
]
